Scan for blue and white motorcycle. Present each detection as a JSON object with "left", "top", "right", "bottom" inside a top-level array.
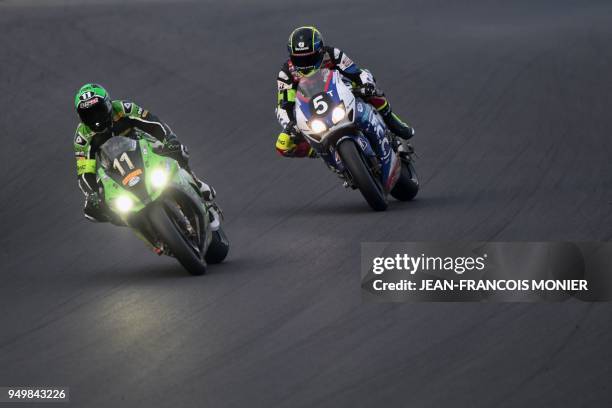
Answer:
[{"left": 295, "top": 68, "right": 419, "bottom": 211}]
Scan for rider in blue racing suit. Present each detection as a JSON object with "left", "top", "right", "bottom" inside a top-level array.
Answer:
[{"left": 275, "top": 26, "right": 415, "bottom": 158}]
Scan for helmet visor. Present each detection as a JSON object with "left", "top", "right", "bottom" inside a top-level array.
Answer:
[
  {"left": 78, "top": 99, "right": 112, "bottom": 132},
  {"left": 290, "top": 51, "right": 324, "bottom": 72}
]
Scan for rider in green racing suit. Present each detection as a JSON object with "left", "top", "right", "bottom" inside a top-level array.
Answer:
[{"left": 73, "top": 83, "right": 214, "bottom": 223}]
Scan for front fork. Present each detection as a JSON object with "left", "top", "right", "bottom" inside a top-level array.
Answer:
[
  {"left": 326, "top": 135, "right": 381, "bottom": 190},
  {"left": 129, "top": 195, "right": 219, "bottom": 257}
]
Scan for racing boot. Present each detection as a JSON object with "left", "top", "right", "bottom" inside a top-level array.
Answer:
[
  {"left": 379, "top": 103, "right": 415, "bottom": 140},
  {"left": 397, "top": 139, "right": 415, "bottom": 160},
  {"left": 190, "top": 171, "right": 216, "bottom": 202},
  {"left": 179, "top": 156, "right": 215, "bottom": 202},
  {"left": 388, "top": 130, "right": 415, "bottom": 159}
]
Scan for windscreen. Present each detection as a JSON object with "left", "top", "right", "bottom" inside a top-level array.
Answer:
[
  {"left": 297, "top": 69, "right": 333, "bottom": 100},
  {"left": 98, "top": 137, "right": 138, "bottom": 170}
]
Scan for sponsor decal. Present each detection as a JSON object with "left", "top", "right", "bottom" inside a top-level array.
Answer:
[
  {"left": 379, "top": 129, "right": 391, "bottom": 160},
  {"left": 340, "top": 55, "right": 353, "bottom": 69},
  {"left": 359, "top": 70, "right": 375, "bottom": 85},
  {"left": 122, "top": 168, "right": 143, "bottom": 186},
  {"left": 295, "top": 41, "right": 310, "bottom": 52},
  {"left": 127, "top": 176, "right": 141, "bottom": 187},
  {"left": 278, "top": 71, "right": 290, "bottom": 81},
  {"left": 74, "top": 134, "right": 87, "bottom": 146},
  {"left": 122, "top": 102, "right": 133, "bottom": 113},
  {"left": 357, "top": 137, "right": 368, "bottom": 151},
  {"left": 278, "top": 81, "right": 291, "bottom": 91},
  {"left": 78, "top": 97, "right": 99, "bottom": 109}
]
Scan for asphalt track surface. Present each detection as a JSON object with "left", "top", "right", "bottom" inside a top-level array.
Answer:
[{"left": 1, "top": 0, "right": 612, "bottom": 406}]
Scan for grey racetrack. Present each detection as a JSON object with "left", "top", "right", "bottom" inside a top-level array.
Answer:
[{"left": 1, "top": 0, "right": 611, "bottom": 406}]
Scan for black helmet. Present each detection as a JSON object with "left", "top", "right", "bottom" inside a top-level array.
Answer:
[
  {"left": 287, "top": 26, "right": 325, "bottom": 74},
  {"left": 75, "top": 83, "right": 113, "bottom": 132}
]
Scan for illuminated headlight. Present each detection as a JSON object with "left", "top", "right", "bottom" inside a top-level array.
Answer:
[
  {"left": 150, "top": 168, "right": 168, "bottom": 189},
  {"left": 115, "top": 195, "right": 134, "bottom": 213},
  {"left": 310, "top": 119, "right": 327, "bottom": 134},
  {"left": 332, "top": 105, "right": 346, "bottom": 124}
]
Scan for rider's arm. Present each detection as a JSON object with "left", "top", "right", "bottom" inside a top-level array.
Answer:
[
  {"left": 329, "top": 47, "right": 376, "bottom": 87},
  {"left": 73, "top": 124, "right": 98, "bottom": 196},
  {"left": 115, "top": 101, "right": 177, "bottom": 143},
  {"left": 274, "top": 65, "right": 315, "bottom": 158},
  {"left": 276, "top": 63, "right": 297, "bottom": 128}
]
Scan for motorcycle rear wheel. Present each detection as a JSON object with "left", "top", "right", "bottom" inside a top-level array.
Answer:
[
  {"left": 390, "top": 159, "right": 419, "bottom": 201},
  {"left": 205, "top": 227, "right": 229, "bottom": 264}
]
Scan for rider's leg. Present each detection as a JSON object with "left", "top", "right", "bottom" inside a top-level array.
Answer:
[
  {"left": 173, "top": 145, "right": 216, "bottom": 201},
  {"left": 187, "top": 167, "right": 216, "bottom": 202},
  {"left": 368, "top": 96, "right": 415, "bottom": 140}
]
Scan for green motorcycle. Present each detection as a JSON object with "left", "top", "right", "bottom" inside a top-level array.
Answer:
[{"left": 96, "top": 133, "right": 229, "bottom": 275}]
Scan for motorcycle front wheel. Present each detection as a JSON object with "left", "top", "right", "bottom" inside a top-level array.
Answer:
[
  {"left": 337, "top": 139, "right": 388, "bottom": 211},
  {"left": 149, "top": 200, "right": 207, "bottom": 276}
]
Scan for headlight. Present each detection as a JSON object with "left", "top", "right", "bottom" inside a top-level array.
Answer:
[
  {"left": 310, "top": 119, "right": 327, "bottom": 134},
  {"left": 150, "top": 168, "right": 168, "bottom": 189},
  {"left": 115, "top": 195, "right": 134, "bottom": 213},
  {"left": 332, "top": 105, "right": 346, "bottom": 124}
]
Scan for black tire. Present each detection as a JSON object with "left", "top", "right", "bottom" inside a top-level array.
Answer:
[
  {"left": 149, "top": 201, "right": 207, "bottom": 276},
  {"left": 390, "top": 159, "right": 419, "bottom": 201},
  {"left": 205, "top": 227, "right": 229, "bottom": 264},
  {"left": 337, "top": 139, "right": 388, "bottom": 211}
]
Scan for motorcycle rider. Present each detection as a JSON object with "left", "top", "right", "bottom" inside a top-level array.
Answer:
[
  {"left": 275, "top": 26, "right": 415, "bottom": 158},
  {"left": 73, "top": 83, "right": 214, "bottom": 223}
]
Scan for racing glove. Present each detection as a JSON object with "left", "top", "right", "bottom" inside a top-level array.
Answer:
[
  {"left": 283, "top": 121, "right": 300, "bottom": 138},
  {"left": 84, "top": 192, "right": 101, "bottom": 210},
  {"left": 356, "top": 83, "right": 384, "bottom": 97},
  {"left": 157, "top": 136, "right": 189, "bottom": 166},
  {"left": 286, "top": 122, "right": 318, "bottom": 158},
  {"left": 277, "top": 122, "right": 317, "bottom": 158},
  {"left": 161, "top": 137, "right": 182, "bottom": 153},
  {"left": 83, "top": 192, "right": 108, "bottom": 222}
]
